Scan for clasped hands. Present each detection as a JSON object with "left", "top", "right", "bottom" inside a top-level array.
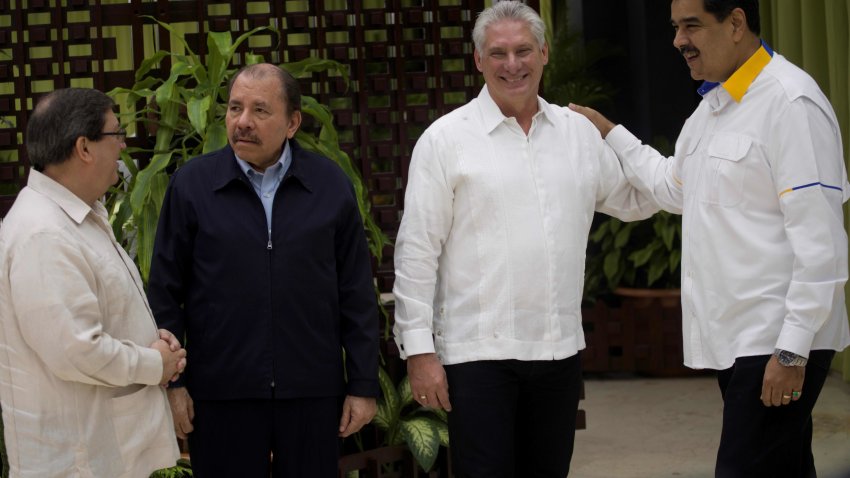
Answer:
[{"left": 150, "top": 328, "right": 187, "bottom": 386}]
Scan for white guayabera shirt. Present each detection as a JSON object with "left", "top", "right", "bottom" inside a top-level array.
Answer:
[
  {"left": 393, "top": 85, "right": 659, "bottom": 366},
  {"left": 0, "top": 170, "right": 179, "bottom": 478}
]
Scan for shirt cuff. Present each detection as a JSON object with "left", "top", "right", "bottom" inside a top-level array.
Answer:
[
  {"left": 135, "top": 346, "right": 164, "bottom": 386},
  {"left": 775, "top": 323, "right": 815, "bottom": 358},
  {"left": 605, "top": 124, "right": 639, "bottom": 152},
  {"left": 398, "top": 329, "right": 436, "bottom": 359}
]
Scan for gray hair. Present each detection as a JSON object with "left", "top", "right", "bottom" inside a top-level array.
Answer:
[{"left": 472, "top": 1, "right": 546, "bottom": 55}]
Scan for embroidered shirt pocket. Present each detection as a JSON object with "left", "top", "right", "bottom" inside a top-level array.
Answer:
[{"left": 700, "top": 133, "right": 752, "bottom": 206}]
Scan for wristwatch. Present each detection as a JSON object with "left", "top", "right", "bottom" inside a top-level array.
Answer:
[{"left": 773, "top": 349, "right": 808, "bottom": 367}]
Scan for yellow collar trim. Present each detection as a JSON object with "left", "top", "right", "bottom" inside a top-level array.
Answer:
[{"left": 722, "top": 46, "right": 771, "bottom": 103}]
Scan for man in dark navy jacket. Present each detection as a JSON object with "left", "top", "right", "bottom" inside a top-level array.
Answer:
[{"left": 148, "top": 63, "right": 379, "bottom": 477}]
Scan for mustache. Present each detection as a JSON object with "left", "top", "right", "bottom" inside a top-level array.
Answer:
[
  {"left": 679, "top": 45, "right": 699, "bottom": 56},
  {"left": 232, "top": 131, "right": 260, "bottom": 143}
]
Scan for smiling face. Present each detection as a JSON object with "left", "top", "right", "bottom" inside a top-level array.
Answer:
[
  {"left": 474, "top": 18, "right": 548, "bottom": 118},
  {"left": 670, "top": 0, "right": 740, "bottom": 82},
  {"left": 226, "top": 71, "right": 301, "bottom": 172}
]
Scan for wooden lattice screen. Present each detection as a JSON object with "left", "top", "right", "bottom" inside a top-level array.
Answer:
[{"left": 0, "top": 0, "right": 539, "bottom": 292}]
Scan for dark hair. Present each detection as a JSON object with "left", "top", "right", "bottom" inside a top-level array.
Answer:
[
  {"left": 25, "top": 88, "right": 114, "bottom": 172},
  {"left": 227, "top": 63, "right": 301, "bottom": 116},
  {"left": 703, "top": 0, "right": 760, "bottom": 34}
]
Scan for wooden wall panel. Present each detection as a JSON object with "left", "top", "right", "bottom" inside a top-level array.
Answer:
[{"left": 0, "top": 0, "right": 540, "bottom": 293}]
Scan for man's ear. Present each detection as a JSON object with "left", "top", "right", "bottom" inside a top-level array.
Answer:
[
  {"left": 286, "top": 110, "right": 302, "bottom": 139},
  {"left": 73, "top": 136, "right": 93, "bottom": 164},
  {"left": 730, "top": 8, "right": 747, "bottom": 40}
]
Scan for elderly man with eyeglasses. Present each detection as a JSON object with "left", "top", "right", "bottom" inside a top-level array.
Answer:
[{"left": 0, "top": 87, "right": 186, "bottom": 478}]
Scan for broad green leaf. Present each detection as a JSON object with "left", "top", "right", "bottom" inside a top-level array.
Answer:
[
  {"left": 187, "top": 96, "right": 211, "bottom": 136},
  {"left": 149, "top": 170, "right": 169, "bottom": 221},
  {"left": 428, "top": 407, "right": 448, "bottom": 423},
  {"left": 135, "top": 171, "right": 169, "bottom": 280},
  {"left": 373, "top": 367, "right": 400, "bottom": 431},
  {"left": 659, "top": 216, "right": 676, "bottom": 250},
  {"left": 143, "top": 16, "right": 199, "bottom": 63},
  {"left": 647, "top": 255, "right": 666, "bottom": 287},
  {"left": 136, "top": 196, "right": 160, "bottom": 282},
  {"left": 203, "top": 122, "right": 228, "bottom": 154},
  {"left": 134, "top": 50, "right": 171, "bottom": 82},
  {"left": 669, "top": 249, "right": 681, "bottom": 273},
  {"left": 628, "top": 242, "right": 658, "bottom": 268},
  {"left": 436, "top": 419, "right": 449, "bottom": 447},
  {"left": 119, "top": 150, "right": 139, "bottom": 176},
  {"left": 229, "top": 26, "right": 274, "bottom": 58},
  {"left": 130, "top": 152, "right": 173, "bottom": 216},
  {"left": 399, "top": 416, "right": 441, "bottom": 472},
  {"left": 613, "top": 222, "right": 633, "bottom": 248},
  {"left": 589, "top": 220, "right": 610, "bottom": 242},
  {"left": 107, "top": 189, "right": 132, "bottom": 242},
  {"left": 603, "top": 250, "right": 621, "bottom": 283},
  {"left": 398, "top": 375, "right": 413, "bottom": 407},
  {"left": 206, "top": 31, "right": 232, "bottom": 86},
  {"left": 282, "top": 57, "right": 350, "bottom": 86}
]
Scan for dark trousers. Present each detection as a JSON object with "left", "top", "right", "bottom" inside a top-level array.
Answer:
[
  {"left": 188, "top": 396, "right": 341, "bottom": 478},
  {"left": 715, "top": 350, "right": 835, "bottom": 478},
  {"left": 444, "top": 355, "right": 582, "bottom": 478}
]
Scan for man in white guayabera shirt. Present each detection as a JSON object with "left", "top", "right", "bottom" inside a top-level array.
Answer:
[
  {"left": 571, "top": 0, "right": 850, "bottom": 476},
  {"left": 0, "top": 88, "right": 185, "bottom": 478},
  {"left": 391, "top": 2, "right": 659, "bottom": 477}
]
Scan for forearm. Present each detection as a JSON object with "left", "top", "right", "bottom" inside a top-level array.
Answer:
[{"left": 605, "top": 125, "right": 684, "bottom": 213}]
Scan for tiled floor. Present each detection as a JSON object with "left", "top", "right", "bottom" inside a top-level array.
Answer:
[{"left": 570, "top": 372, "right": 850, "bottom": 478}]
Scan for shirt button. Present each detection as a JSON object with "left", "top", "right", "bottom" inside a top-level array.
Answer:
[{"left": 263, "top": 193, "right": 271, "bottom": 198}]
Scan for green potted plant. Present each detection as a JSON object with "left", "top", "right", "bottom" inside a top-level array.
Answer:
[
  {"left": 586, "top": 210, "right": 682, "bottom": 296},
  {"left": 340, "top": 366, "right": 449, "bottom": 475},
  {"left": 584, "top": 135, "right": 681, "bottom": 297},
  {"left": 581, "top": 137, "right": 694, "bottom": 376}
]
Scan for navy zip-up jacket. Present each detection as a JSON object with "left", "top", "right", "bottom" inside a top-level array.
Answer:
[{"left": 148, "top": 140, "right": 379, "bottom": 400}]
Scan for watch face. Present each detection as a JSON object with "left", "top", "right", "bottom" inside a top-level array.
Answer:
[{"left": 778, "top": 350, "right": 805, "bottom": 366}]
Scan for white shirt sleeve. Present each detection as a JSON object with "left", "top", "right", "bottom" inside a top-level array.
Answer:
[
  {"left": 770, "top": 97, "right": 850, "bottom": 356},
  {"left": 392, "top": 130, "right": 454, "bottom": 358},
  {"left": 9, "top": 232, "right": 163, "bottom": 387},
  {"left": 593, "top": 132, "right": 662, "bottom": 221},
  {"left": 606, "top": 124, "right": 685, "bottom": 214}
]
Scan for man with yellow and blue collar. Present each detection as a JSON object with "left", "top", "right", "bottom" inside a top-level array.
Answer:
[{"left": 571, "top": 0, "right": 850, "bottom": 476}]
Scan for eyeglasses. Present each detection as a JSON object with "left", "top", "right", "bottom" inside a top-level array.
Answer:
[{"left": 100, "top": 128, "right": 127, "bottom": 141}]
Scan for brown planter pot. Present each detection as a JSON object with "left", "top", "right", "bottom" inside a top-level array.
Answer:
[
  {"left": 614, "top": 287, "right": 701, "bottom": 377},
  {"left": 581, "top": 288, "right": 704, "bottom": 377}
]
